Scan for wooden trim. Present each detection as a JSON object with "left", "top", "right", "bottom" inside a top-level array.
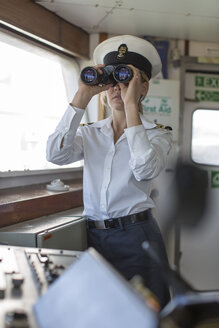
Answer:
[
  {"left": 98, "top": 95, "right": 106, "bottom": 121},
  {"left": 60, "top": 20, "right": 89, "bottom": 58},
  {"left": 98, "top": 33, "right": 108, "bottom": 120},
  {"left": 0, "top": 0, "right": 89, "bottom": 58},
  {"left": 185, "top": 40, "right": 190, "bottom": 56},
  {"left": 0, "top": 179, "right": 83, "bottom": 228},
  {"left": 99, "top": 32, "right": 108, "bottom": 44}
]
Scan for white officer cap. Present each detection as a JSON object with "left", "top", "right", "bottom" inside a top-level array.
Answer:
[{"left": 93, "top": 35, "right": 162, "bottom": 79}]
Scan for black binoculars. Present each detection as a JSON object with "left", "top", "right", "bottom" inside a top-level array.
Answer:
[{"left": 80, "top": 64, "right": 133, "bottom": 86}]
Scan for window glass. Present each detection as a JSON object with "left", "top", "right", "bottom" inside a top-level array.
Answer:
[
  {"left": 191, "top": 109, "right": 219, "bottom": 165},
  {"left": 0, "top": 32, "right": 81, "bottom": 173}
]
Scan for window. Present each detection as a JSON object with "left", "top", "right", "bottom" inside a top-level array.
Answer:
[
  {"left": 0, "top": 30, "right": 81, "bottom": 175},
  {"left": 191, "top": 109, "right": 219, "bottom": 165}
]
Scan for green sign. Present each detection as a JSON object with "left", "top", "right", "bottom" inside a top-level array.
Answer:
[
  {"left": 195, "top": 90, "right": 219, "bottom": 102},
  {"left": 211, "top": 171, "right": 219, "bottom": 188},
  {"left": 143, "top": 96, "right": 172, "bottom": 115},
  {"left": 195, "top": 76, "right": 219, "bottom": 88}
]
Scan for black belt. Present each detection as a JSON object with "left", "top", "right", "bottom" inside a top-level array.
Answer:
[{"left": 87, "top": 209, "right": 151, "bottom": 230}]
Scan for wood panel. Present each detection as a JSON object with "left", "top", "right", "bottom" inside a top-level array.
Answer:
[
  {"left": 98, "top": 33, "right": 108, "bottom": 120},
  {"left": 0, "top": 0, "right": 89, "bottom": 58},
  {"left": 60, "top": 20, "right": 89, "bottom": 58},
  {"left": 0, "top": 180, "right": 83, "bottom": 228},
  {"left": 99, "top": 32, "right": 108, "bottom": 44},
  {"left": 98, "top": 95, "right": 106, "bottom": 120}
]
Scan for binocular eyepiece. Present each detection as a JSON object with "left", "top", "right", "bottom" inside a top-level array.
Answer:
[{"left": 80, "top": 64, "right": 133, "bottom": 86}]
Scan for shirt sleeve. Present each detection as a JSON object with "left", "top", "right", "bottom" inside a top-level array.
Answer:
[
  {"left": 46, "top": 105, "right": 85, "bottom": 165},
  {"left": 124, "top": 124, "right": 172, "bottom": 181}
]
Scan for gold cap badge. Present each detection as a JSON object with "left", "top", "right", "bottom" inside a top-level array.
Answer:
[{"left": 117, "top": 44, "right": 128, "bottom": 59}]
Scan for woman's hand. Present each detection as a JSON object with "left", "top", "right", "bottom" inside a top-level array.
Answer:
[
  {"left": 118, "top": 65, "right": 149, "bottom": 127},
  {"left": 71, "top": 65, "right": 113, "bottom": 109},
  {"left": 119, "top": 65, "right": 148, "bottom": 111}
]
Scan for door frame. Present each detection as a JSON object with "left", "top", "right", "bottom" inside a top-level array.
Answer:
[{"left": 174, "top": 57, "right": 219, "bottom": 271}]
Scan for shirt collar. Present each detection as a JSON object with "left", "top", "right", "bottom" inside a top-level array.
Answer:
[
  {"left": 90, "top": 113, "right": 156, "bottom": 136},
  {"left": 139, "top": 113, "right": 156, "bottom": 129},
  {"left": 91, "top": 116, "right": 113, "bottom": 136}
]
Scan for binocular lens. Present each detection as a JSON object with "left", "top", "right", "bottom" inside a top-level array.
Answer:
[
  {"left": 113, "top": 65, "right": 133, "bottom": 83},
  {"left": 80, "top": 65, "right": 133, "bottom": 85},
  {"left": 81, "top": 67, "right": 98, "bottom": 84}
]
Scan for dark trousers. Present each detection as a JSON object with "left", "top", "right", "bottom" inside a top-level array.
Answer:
[{"left": 87, "top": 214, "right": 170, "bottom": 309}]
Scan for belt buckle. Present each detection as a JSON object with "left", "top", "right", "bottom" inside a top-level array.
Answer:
[
  {"left": 95, "top": 220, "right": 108, "bottom": 229},
  {"left": 130, "top": 214, "right": 137, "bottom": 224}
]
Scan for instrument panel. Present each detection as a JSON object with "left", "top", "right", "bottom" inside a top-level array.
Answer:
[{"left": 0, "top": 245, "right": 81, "bottom": 328}]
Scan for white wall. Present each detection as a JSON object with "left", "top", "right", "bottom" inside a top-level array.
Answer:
[{"left": 77, "top": 34, "right": 219, "bottom": 125}]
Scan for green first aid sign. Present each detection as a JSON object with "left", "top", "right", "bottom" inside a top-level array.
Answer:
[
  {"left": 211, "top": 171, "right": 219, "bottom": 188},
  {"left": 143, "top": 96, "right": 172, "bottom": 115},
  {"left": 195, "top": 76, "right": 219, "bottom": 88}
]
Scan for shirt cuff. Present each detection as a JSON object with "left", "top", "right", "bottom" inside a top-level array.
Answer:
[{"left": 55, "top": 105, "right": 84, "bottom": 133}]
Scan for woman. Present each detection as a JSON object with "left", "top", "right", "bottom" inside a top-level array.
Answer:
[{"left": 46, "top": 35, "right": 172, "bottom": 308}]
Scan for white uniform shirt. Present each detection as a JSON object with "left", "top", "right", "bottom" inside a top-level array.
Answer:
[{"left": 46, "top": 105, "right": 172, "bottom": 220}]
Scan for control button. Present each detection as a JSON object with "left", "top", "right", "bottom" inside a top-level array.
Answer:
[
  {"left": 5, "top": 310, "right": 29, "bottom": 328},
  {"left": 12, "top": 273, "right": 24, "bottom": 289},
  {"left": 0, "top": 268, "right": 6, "bottom": 299}
]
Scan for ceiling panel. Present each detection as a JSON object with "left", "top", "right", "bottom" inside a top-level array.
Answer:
[{"left": 36, "top": 0, "right": 219, "bottom": 42}]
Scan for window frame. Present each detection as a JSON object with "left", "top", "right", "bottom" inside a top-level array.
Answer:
[
  {"left": 191, "top": 107, "right": 219, "bottom": 166},
  {"left": 0, "top": 28, "right": 84, "bottom": 189}
]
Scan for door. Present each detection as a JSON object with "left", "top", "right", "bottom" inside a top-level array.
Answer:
[
  {"left": 37, "top": 217, "right": 87, "bottom": 251},
  {"left": 142, "top": 78, "right": 180, "bottom": 265},
  {"left": 179, "top": 66, "right": 219, "bottom": 290}
]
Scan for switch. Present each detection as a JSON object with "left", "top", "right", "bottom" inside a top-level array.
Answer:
[
  {"left": 12, "top": 273, "right": 24, "bottom": 289},
  {"left": 5, "top": 310, "right": 29, "bottom": 328}
]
